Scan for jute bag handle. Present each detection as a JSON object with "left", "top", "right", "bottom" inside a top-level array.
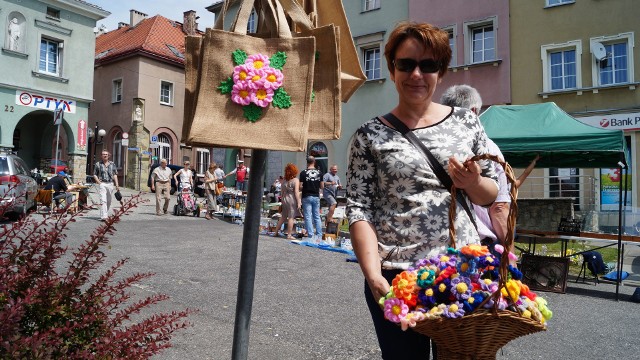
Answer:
[{"left": 213, "top": 0, "right": 232, "bottom": 29}]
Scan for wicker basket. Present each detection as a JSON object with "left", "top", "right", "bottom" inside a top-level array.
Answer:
[{"left": 408, "top": 154, "right": 547, "bottom": 360}]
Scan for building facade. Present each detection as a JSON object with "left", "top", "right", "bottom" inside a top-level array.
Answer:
[
  {"left": 510, "top": 0, "right": 640, "bottom": 214},
  {"left": 0, "top": 0, "right": 108, "bottom": 182},
  {"left": 90, "top": 10, "right": 212, "bottom": 189}
]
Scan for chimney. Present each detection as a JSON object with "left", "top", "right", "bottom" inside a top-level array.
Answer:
[
  {"left": 118, "top": 22, "right": 128, "bottom": 29},
  {"left": 183, "top": 10, "right": 198, "bottom": 35},
  {"left": 130, "top": 9, "right": 148, "bottom": 26}
]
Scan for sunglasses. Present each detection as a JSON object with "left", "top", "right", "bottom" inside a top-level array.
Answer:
[{"left": 393, "top": 58, "right": 440, "bottom": 73}]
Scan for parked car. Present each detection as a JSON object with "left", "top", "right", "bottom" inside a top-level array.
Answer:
[
  {"left": 147, "top": 164, "right": 204, "bottom": 196},
  {"left": 49, "top": 159, "right": 69, "bottom": 174},
  {"left": 0, "top": 153, "right": 38, "bottom": 217}
]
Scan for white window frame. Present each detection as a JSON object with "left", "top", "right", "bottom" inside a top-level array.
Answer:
[
  {"left": 464, "top": 17, "right": 497, "bottom": 65},
  {"left": 160, "top": 80, "right": 173, "bottom": 106},
  {"left": 363, "top": 46, "right": 381, "bottom": 80},
  {"left": 196, "top": 148, "right": 210, "bottom": 176},
  {"left": 112, "top": 131, "right": 123, "bottom": 169},
  {"left": 590, "top": 33, "right": 635, "bottom": 88},
  {"left": 39, "top": 37, "right": 62, "bottom": 76},
  {"left": 441, "top": 25, "right": 457, "bottom": 67},
  {"left": 362, "top": 0, "right": 380, "bottom": 12},
  {"left": 541, "top": 40, "right": 583, "bottom": 93},
  {"left": 112, "top": 78, "right": 122, "bottom": 103},
  {"left": 546, "top": 0, "right": 574, "bottom": 7}
]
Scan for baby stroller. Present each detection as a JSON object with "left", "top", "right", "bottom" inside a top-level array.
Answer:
[{"left": 173, "top": 184, "right": 199, "bottom": 217}]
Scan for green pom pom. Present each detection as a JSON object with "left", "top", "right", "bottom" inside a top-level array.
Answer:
[
  {"left": 311, "top": 90, "right": 316, "bottom": 103},
  {"left": 270, "top": 51, "right": 287, "bottom": 70},
  {"left": 217, "top": 77, "right": 234, "bottom": 94},
  {"left": 272, "top": 88, "right": 292, "bottom": 109},
  {"left": 243, "top": 104, "right": 262, "bottom": 122},
  {"left": 232, "top": 49, "right": 248, "bottom": 65}
]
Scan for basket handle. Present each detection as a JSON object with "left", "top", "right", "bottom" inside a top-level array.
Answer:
[{"left": 448, "top": 153, "right": 519, "bottom": 314}]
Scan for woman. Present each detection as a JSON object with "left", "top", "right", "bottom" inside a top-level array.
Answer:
[
  {"left": 203, "top": 163, "right": 219, "bottom": 220},
  {"left": 272, "top": 163, "right": 301, "bottom": 240},
  {"left": 346, "top": 22, "right": 498, "bottom": 359},
  {"left": 174, "top": 161, "right": 193, "bottom": 190}
]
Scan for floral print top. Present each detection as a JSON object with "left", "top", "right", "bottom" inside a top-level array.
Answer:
[{"left": 346, "top": 107, "right": 498, "bottom": 270}]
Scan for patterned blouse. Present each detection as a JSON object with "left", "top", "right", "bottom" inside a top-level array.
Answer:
[{"left": 346, "top": 107, "right": 498, "bottom": 270}]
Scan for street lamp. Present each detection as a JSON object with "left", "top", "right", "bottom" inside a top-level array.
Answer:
[{"left": 87, "top": 123, "right": 106, "bottom": 179}]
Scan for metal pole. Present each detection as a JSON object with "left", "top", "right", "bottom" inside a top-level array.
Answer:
[
  {"left": 231, "top": 149, "right": 266, "bottom": 360},
  {"left": 54, "top": 123, "right": 61, "bottom": 175},
  {"left": 615, "top": 166, "right": 624, "bottom": 300}
]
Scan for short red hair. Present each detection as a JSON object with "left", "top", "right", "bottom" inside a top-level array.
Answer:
[{"left": 284, "top": 163, "right": 298, "bottom": 181}]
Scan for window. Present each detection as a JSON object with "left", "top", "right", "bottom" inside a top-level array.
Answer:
[
  {"left": 363, "top": 0, "right": 380, "bottom": 11},
  {"left": 541, "top": 40, "right": 582, "bottom": 92},
  {"left": 550, "top": 49, "right": 577, "bottom": 90},
  {"left": 196, "top": 148, "right": 210, "bottom": 175},
  {"left": 46, "top": 7, "right": 60, "bottom": 19},
  {"left": 39, "top": 38, "right": 61, "bottom": 75},
  {"left": 591, "top": 33, "right": 634, "bottom": 87},
  {"left": 154, "top": 134, "right": 172, "bottom": 165},
  {"left": 442, "top": 26, "right": 456, "bottom": 67},
  {"left": 112, "top": 79, "right": 122, "bottom": 103},
  {"left": 363, "top": 47, "right": 381, "bottom": 80},
  {"left": 471, "top": 25, "right": 494, "bottom": 63},
  {"left": 247, "top": 9, "right": 257, "bottom": 34},
  {"left": 112, "top": 132, "right": 123, "bottom": 168},
  {"left": 160, "top": 81, "right": 173, "bottom": 105},
  {"left": 547, "top": 0, "right": 574, "bottom": 6}
]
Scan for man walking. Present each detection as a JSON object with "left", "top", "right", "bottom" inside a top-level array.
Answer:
[
  {"left": 299, "top": 156, "right": 323, "bottom": 243},
  {"left": 226, "top": 160, "right": 250, "bottom": 191},
  {"left": 93, "top": 150, "right": 119, "bottom": 221},
  {"left": 322, "top": 165, "right": 342, "bottom": 227},
  {"left": 151, "top": 159, "right": 172, "bottom": 215}
]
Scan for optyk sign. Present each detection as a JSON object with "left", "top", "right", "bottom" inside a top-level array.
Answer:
[{"left": 15, "top": 90, "right": 76, "bottom": 113}]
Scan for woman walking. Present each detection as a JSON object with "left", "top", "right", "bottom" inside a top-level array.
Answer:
[{"left": 273, "top": 163, "right": 301, "bottom": 239}]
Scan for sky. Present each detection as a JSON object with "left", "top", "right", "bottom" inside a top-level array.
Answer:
[{"left": 89, "top": 0, "right": 218, "bottom": 32}]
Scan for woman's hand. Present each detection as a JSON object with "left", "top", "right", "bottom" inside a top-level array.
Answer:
[
  {"left": 448, "top": 157, "right": 481, "bottom": 189},
  {"left": 367, "top": 274, "right": 390, "bottom": 301}
]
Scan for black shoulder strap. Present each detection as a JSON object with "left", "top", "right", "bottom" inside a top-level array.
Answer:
[{"left": 381, "top": 113, "right": 478, "bottom": 230}]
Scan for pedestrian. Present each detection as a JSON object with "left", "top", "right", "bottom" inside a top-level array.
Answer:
[
  {"left": 322, "top": 164, "right": 342, "bottom": 227},
  {"left": 346, "top": 22, "right": 498, "bottom": 359},
  {"left": 271, "top": 175, "right": 284, "bottom": 203},
  {"left": 44, "top": 171, "right": 74, "bottom": 209},
  {"left": 203, "top": 163, "right": 224, "bottom": 220},
  {"left": 174, "top": 161, "right": 193, "bottom": 190},
  {"left": 150, "top": 158, "right": 172, "bottom": 216},
  {"left": 441, "top": 85, "right": 512, "bottom": 256},
  {"left": 225, "top": 160, "right": 250, "bottom": 191},
  {"left": 93, "top": 150, "right": 120, "bottom": 221},
  {"left": 299, "top": 156, "right": 324, "bottom": 243},
  {"left": 272, "top": 164, "right": 301, "bottom": 239}
]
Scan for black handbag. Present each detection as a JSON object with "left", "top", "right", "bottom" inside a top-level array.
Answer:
[
  {"left": 380, "top": 113, "right": 477, "bottom": 229},
  {"left": 114, "top": 190, "right": 122, "bottom": 202}
]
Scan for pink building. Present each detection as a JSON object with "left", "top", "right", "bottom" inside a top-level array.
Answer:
[{"left": 409, "top": 0, "right": 511, "bottom": 109}]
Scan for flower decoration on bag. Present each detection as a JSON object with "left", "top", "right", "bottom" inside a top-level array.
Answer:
[
  {"left": 379, "top": 244, "right": 553, "bottom": 328},
  {"left": 218, "top": 49, "right": 292, "bottom": 122}
]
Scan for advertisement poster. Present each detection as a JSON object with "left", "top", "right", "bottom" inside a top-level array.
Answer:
[{"left": 601, "top": 136, "right": 632, "bottom": 211}]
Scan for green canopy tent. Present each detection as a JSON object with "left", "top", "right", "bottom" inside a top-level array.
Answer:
[
  {"left": 480, "top": 102, "right": 628, "bottom": 299},
  {"left": 479, "top": 102, "right": 627, "bottom": 168}
]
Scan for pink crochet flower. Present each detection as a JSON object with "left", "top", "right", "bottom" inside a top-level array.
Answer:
[
  {"left": 231, "top": 81, "right": 252, "bottom": 106},
  {"left": 384, "top": 298, "right": 408, "bottom": 323},
  {"left": 245, "top": 53, "right": 270, "bottom": 70},
  {"left": 261, "top": 68, "right": 284, "bottom": 90},
  {"left": 232, "top": 64, "right": 252, "bottom": 84},
  {"left": 251, "top": 87, "right": 274, "bottom": 108},
  {"left": 246, "top": 68, "right": 266, "bottom": 90},
  {"left": 400, "top": 311, "right": 426, "bottom": 331}
]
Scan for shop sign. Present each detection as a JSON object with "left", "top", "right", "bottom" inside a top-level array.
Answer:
[
  {"left": 77, "top": 119, "right": 87, "bottom": 150},
  {"left": 15, "top": 90, "right": 76, "bottom": 113},
  {"left": 576, "top": 111, "right": 640, "bottom": 131}
]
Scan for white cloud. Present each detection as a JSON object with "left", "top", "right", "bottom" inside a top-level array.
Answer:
[{"left": 91, "top": 0, "right": 217, "bottom": 32}]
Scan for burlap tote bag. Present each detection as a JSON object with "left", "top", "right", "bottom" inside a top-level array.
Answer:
[
  {"left": 188, "top": 0, "right": 316, "bottom": 152},
  {"left": 274, "top": 0, "right": 341, "bottom": 140},
  {"left": 298, "top": 0, "right": 366, "bottom": 102},
  {"left": 183, "top": 35, "right": 203, "bottom": 142}
]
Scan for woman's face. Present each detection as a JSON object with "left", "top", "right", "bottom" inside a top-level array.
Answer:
[{"left": 390, "top": 37, "right": 442, "bottom": 107}]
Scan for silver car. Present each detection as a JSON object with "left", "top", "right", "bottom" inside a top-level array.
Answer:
[{"left": 0, "top": 153, "right": 38, "bottom": 217}]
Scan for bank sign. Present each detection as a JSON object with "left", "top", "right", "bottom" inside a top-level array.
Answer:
[
  {"left": 576, "top": 111, "right": 640, "bottom": 131},
  {"left": 15, "top": 90, "right": 76, "bottom": 114}
]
